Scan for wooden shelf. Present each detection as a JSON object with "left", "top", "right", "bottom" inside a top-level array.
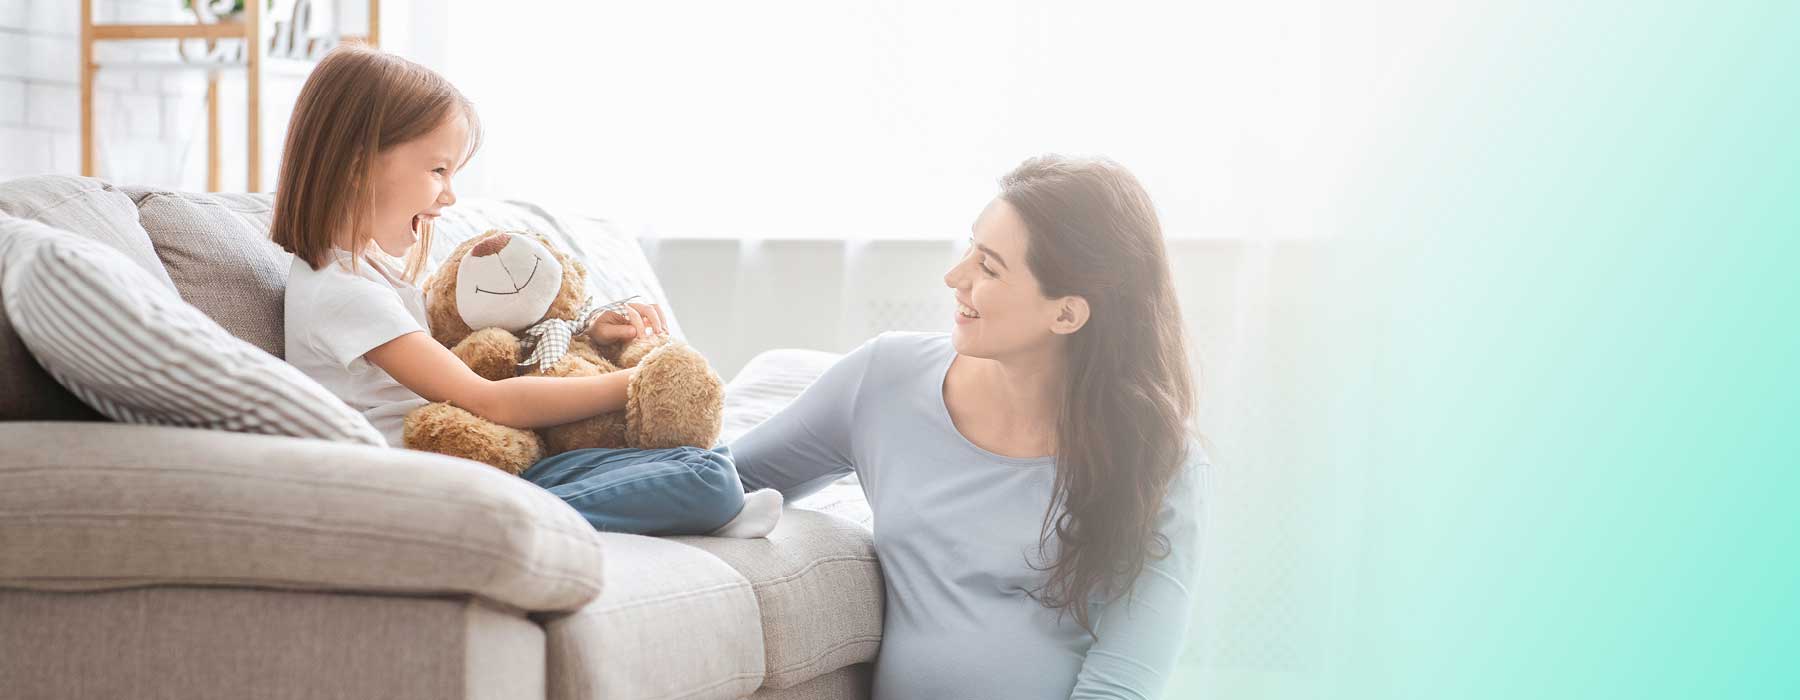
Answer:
[
  {"left": 91, "top": 23, "right": 250, "bottom": 41},
  {"left": 79, "top": 1, "right": 380, "bottom": 192}
]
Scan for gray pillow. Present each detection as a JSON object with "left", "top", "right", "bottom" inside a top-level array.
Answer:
[
  {"left": 123, "top": 188, "right": 288, "bottom": 358},
  {"left": 0, "top": 216, "right": 384, "bottom": 446}
]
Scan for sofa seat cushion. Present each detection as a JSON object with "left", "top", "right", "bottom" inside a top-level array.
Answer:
[
  {"left": 123, "top": 188, "right": 289, "bottom": 358},
  {"left": 674, "top": 509, "right": 883, "bottom": 690},
  {"left": 540, "top": 533, "right": 765, "bottom": 700}
]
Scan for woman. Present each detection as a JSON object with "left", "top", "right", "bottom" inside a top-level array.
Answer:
[{"left": 731, "top": 155, "right": 1205, "bottom": 698}]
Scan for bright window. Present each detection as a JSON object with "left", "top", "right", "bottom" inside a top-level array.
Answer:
[{"left": 445, "top": 1, "right": 1319, "bottom": 240}]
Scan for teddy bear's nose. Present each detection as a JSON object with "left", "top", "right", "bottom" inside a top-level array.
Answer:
[{"left": 471, "top": 234, "right": 511, "bottom": 258}]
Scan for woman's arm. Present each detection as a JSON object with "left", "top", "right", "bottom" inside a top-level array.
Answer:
[
  {"left": 1069, "top": 458, "right": 1208, "bottom": 700},
  {"left": 366, "top": 331, "right": 635, "bottom": 429},
  {"left": 730, "top": 337, "right": 880, "bottom": 500}
]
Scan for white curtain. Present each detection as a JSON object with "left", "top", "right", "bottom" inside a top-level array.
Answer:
[{"left": 441, "top": 0, "right": 1318, "bottom": 242}]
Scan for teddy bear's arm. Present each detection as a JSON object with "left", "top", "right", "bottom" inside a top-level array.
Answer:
[{"left": 452, "top": 327, "right": 523, "bottom": 382}]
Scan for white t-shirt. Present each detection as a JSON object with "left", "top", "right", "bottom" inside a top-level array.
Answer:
[{"left": 284, "top": 248, "right": 431, "bottom": 447}]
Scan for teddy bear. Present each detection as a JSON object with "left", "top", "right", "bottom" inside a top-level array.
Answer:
[{"left": 400, "top": 229, "right": 725, "bottom": 475}]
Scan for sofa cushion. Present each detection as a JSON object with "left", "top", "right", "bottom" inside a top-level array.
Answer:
[
  {"left": 674, "top": 509, "right": 884, "bottom": 690},
  {"left": 0, "top": 175, "right": 171, "bottom": 421},
  {"left": 0, "top": 214, "right": 103, "bottom": 422},
  {"left": 747, "top": 663, "right": 872, "bottom": 700},
  {"left": 0, "top": 175, "right": 175, "bottom": 289},
  {"left": 0, "top": 217, "right": 384, "bottom": 445},
  {"left": 428, "top": 199, "right": 684, "bottom": 338},
  {"left": 541, "top": 533, "right": 764, "bottom": 700},
  {"left": 0, "top": 421, "right": 605, "bottom": 613},
  {"left": 122, "top": 188, "right": 289, "bottom": 358}
]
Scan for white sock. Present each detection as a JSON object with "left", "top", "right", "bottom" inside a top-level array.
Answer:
[{"left": 708, "top": 488, "right": 784, "bottom": 539}]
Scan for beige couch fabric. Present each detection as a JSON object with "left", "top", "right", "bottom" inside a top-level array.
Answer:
[
  {"left": 0, "top": 175, "right": 175, "bottom": 289},
  {"left": 125, "top": 188, "right": 290, "bottom": 358},
  {"left": 675, "top": 509, "right": 884, "bottom": 689},
  {"left": 746, "top": 663, "right": 874, "bottom": 700},
  {"left": 0, "top": 422, "right": 606, "bottom": 613},
  {"left": 0, "top": 586, "right": 543, "bottom": 700},
  {"left": 542, "top": 533, "right": 765, "bottom": 700}
]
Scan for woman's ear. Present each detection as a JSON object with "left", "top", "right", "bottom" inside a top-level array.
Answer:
[{"left": 1050, "top": 296, "right": 1091, "bottom": 335}]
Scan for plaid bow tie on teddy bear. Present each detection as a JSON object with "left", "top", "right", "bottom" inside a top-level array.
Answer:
[{"left": 518, "top": 295, "right": 645, "bottom": 368}]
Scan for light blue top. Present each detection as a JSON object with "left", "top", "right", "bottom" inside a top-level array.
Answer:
[{"left": 731, "top": 332, "right": 1206, "bottom": 700}]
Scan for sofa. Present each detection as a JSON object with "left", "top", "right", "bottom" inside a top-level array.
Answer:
[{"left": 0, "top": 175, "right": 881, "bottom": 699}]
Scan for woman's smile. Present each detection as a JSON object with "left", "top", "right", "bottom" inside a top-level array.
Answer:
[{"left": 955, "top": 298, "right": 982, "bottom": 325}]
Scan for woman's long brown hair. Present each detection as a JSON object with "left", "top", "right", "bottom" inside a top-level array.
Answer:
[
  {"left": 270, "top": 46, "right": 480, "bottom": 283},
  {"left": 1004, "top": 155, "right": 1195, "bottom": 638}
]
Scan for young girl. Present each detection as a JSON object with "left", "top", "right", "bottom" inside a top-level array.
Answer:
[{"left": 272, "top": 46, "right": 781, "bottom": 538}]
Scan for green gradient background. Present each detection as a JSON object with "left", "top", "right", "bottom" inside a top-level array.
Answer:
[{"left": 1166, "top": 2, "right": 1798, "bottom": 697}]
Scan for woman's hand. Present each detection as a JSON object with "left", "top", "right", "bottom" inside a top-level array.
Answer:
[{"left": 588, "top": 301, "right": 669, "bottom": 343}]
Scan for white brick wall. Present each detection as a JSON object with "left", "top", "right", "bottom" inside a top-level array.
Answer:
[
  {"left": 0, "top": 0, "right": 26, "bottom": 33},
  {"left": 1, "top": 124, "right": 49, "bottom": 171},
  {"left": 25, "top": 0, "right": 73, "bottom": 36},
  {"left": 0, "top": 29, "right": 31, "bottom": 81},
  {"left": 25, "top": 81, "right": 72, "bottom": 128},
  {"left": 1, "top": 0, "right": 285, "bottom": 188},
  {"left": 0, "top": 76, "right": 23, "bottom": 124},
  {"left": 3, "top": 0, "right": 219, "bottom": 185},
  {"left": 2, "top": 1, "right": 426, "bottom": 188}
]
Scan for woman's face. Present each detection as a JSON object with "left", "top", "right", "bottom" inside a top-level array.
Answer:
[
  {"left": 365, "top": 113, "right": 468, "bottom": 257},
  {"left": 944, "top": 197, "right": 1075, "bottom": 359}
]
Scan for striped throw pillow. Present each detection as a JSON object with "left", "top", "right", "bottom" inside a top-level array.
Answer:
[{"left": 0, "top": 216, "right": 385, "bottom": 446}]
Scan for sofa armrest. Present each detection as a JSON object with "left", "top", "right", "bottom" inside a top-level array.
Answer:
[{"left": 0, "top": 422, "right": 604, "bottom": 613}]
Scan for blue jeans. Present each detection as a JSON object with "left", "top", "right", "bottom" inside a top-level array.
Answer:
[{"left": 520, "top": 445, "right": 746, "bottom": 535}]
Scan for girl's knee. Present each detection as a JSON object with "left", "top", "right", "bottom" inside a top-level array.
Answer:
[
  {"left": 680, "top": 447, "right": 745, "bottom": 527},
  {"left": 697, "top": 475, "right": 745, "bottom": 530},
  {"left": 676, "top": 445, "right": 733, "bottom": 478}
]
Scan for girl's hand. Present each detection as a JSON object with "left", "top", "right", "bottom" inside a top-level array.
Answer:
[{"left": 588, "top": 301, "right": 669, "bottom": 343}]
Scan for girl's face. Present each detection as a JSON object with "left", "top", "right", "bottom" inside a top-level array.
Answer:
[
  {"left": 943, "top": 197, "right": 1078, "bottom": 360},
  {"left": 365, "top": 113, "right": 469, "bottom": 257}
]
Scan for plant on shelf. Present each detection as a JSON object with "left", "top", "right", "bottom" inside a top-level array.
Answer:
[
  {"left": 179, "top": 1, "right": 275, "bottom": 22},
  {"left": 175, "top": 0, "right": 271, "bottom": 62}
]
